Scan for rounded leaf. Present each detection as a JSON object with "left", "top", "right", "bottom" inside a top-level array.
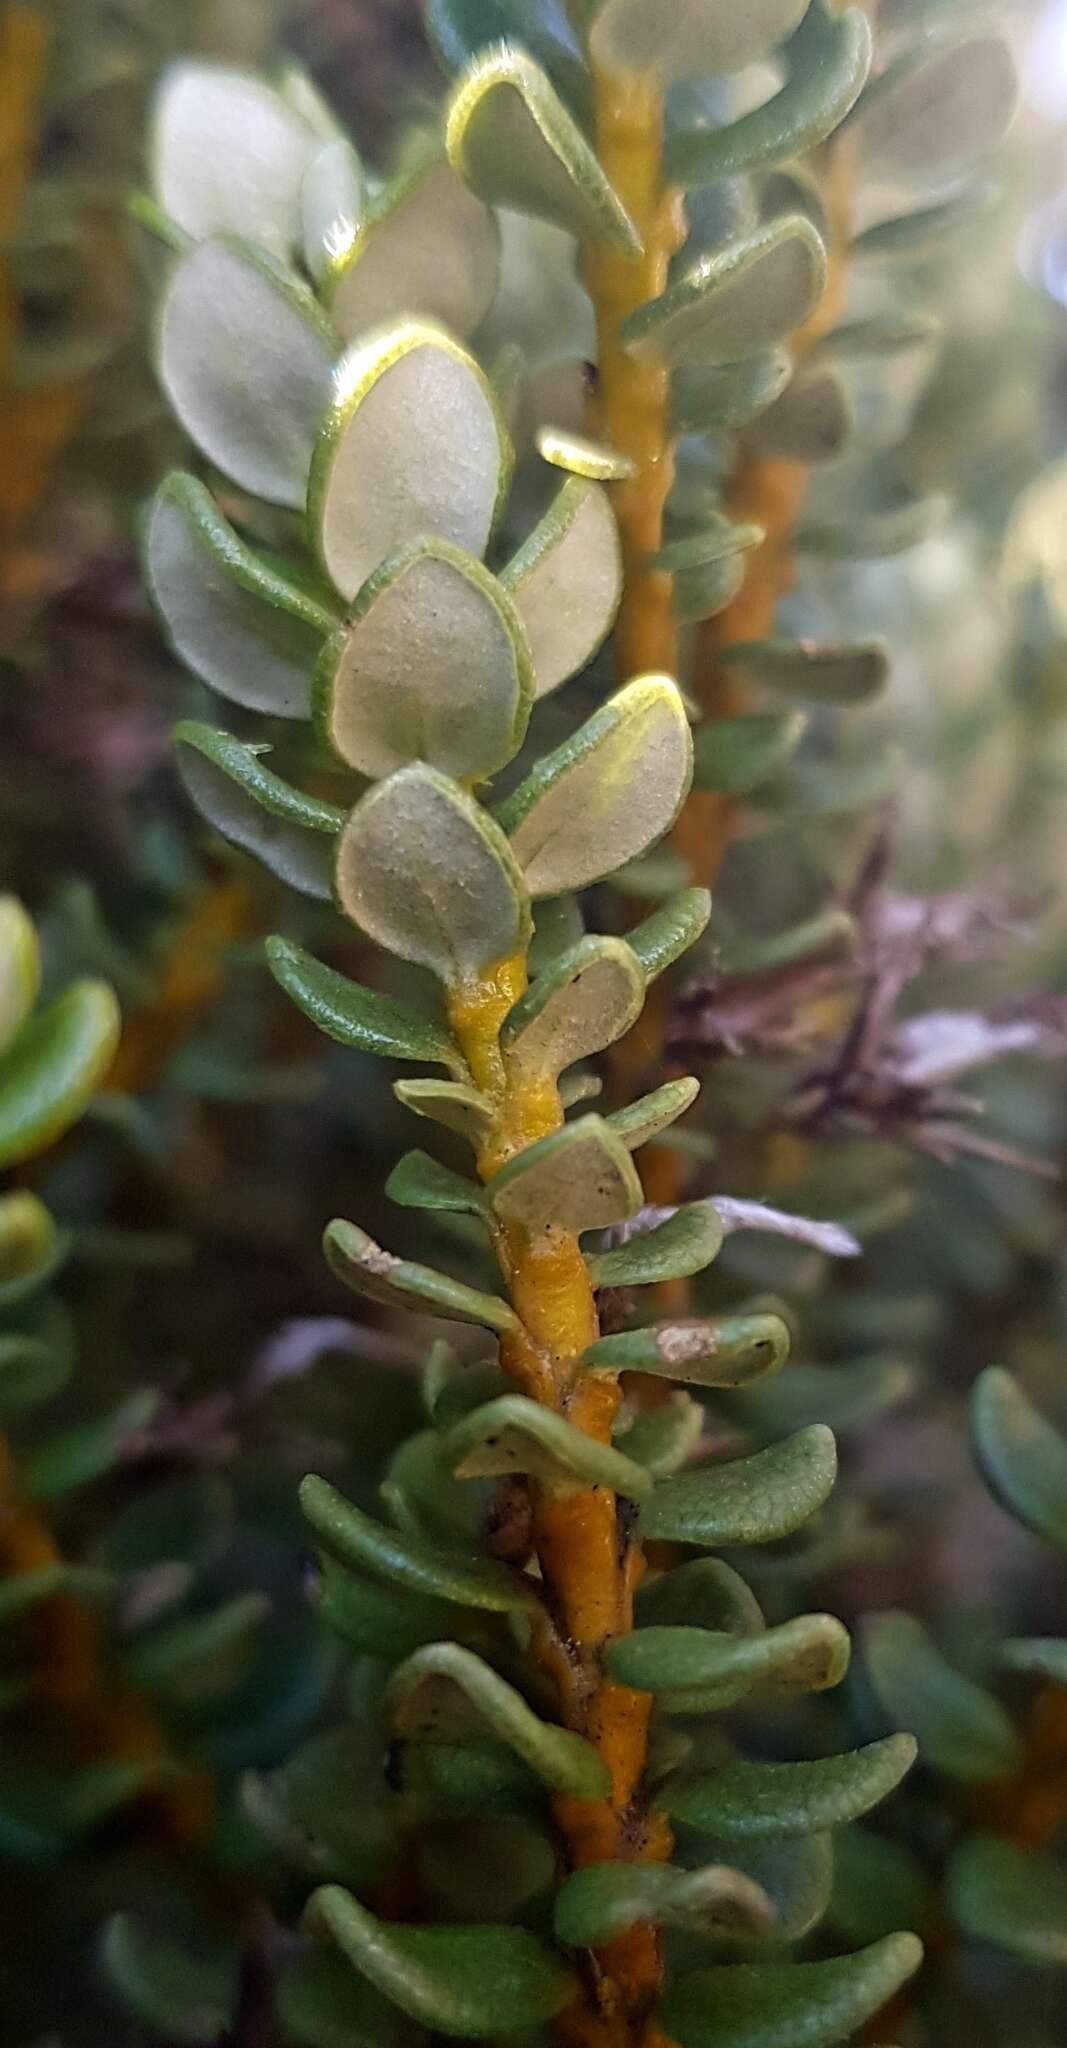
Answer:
[
  {"left": 301, "top": 1473, "right": 539, "bottom": 1613},
  {"left": 488, "top": 1114, "right": 642, "bottom": 1235},
  {"left": 501, "top": 935, "right": 645, "bottom": 1078},
  {"left": 152, "top": 62, "right": 317, "bottom": 256},
  {"left": 642, "top": 1426, "right": 837, "bottom": 1547},
  {"left": 855, "top": 36, "right": 1016, "bottom": 184},
  {"left": 265, "top": 936, "right": 464, "bottom": 1073},
  {"left": 334, "top": 765, "right": 530, "bottom": 984},
  {"left": 310, "top": 320, "right": 510, "bottom": 602},
  {"left": 947, "top": 1835, "right": 1067, "bottom": 1965},
  {"left": 386, "top": 1641, "right": 611, "bottom": 1798},
  {"left": 556, "top": 1860, "right": 773, "bottom": 1948},
  {"left": 623, "top": 217, "right": 826, "bottom": 368},
  {"left": 863, "top": 1611, "right": 1022, "bottom": 1783},
  {"left": 301, "top": 136, "right": 366, "bottom": 282},
  {"left": 0, "top": 896, "right": 40, "bottom": 1056},
  {"left": 970, "top": 1366, "right": 1067, "bottom": 1547},
  {"left": 174, "top": 723, "right": 342, "bottom": 899},
  {"left": 590, "top": 0, "right": 807, "bottom": 84},
  {"left": 316, "top": 539, "right": 532, "bottom": 782},
  {"left": 667, "top": 3, "right": 872, "bottom": 184},
  {"left": 441, "top": 1393, "right": 651, "bottom": 1495},
  {"left": 659, "top": 1933, "right": 923, "bottom": 2048},
  {"left": 329, "top": 156, "right": 498, "bottom": 342},
  {"left": 158, "top": 237, "right": 336, "bottom": 507},
  {"left": 0, "top": 980, "right": 119, "bottom": 1170},
  {"left": 501, "top": 477, "right": 622, "bottom": 699},
  {"left": 665, "top": 1737, "right": 917, "bottom": 1841}
]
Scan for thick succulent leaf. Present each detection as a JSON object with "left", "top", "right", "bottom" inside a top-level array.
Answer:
[
  {"left": 970, "top": 1366, "right": 1067, "bottom": 1547},
  {"left": 0, "top": 980, "right": 118, "bottom": 1170},
  {"left": 498, "top": 676, "right": 692, "bottom": 897},
  {"left": 152, "top": 62, "right": 316, "bottom": 257},
  {"left": 446, "top": 47, "right": 638, "bottom": 252},
  {"left": 317, "top": 539, "right": 532, "bottom": 782},
  {"left": 590, "top": 0, "right": 806, "bottom": 83},
  {"left": 310, "top": 321, "right": 510, "bottom": 603},
  {"left": 440, "top": 1392, "right": 651, "bottom": 1494},
  {"left": 719, "top": 1356, "right": 914, "bottom": 1445},
  {"left": 334, "top": 766, "right": 530, "bottom": 985},
  {"left": 329, "top": 156, "right": 498, "bottom": 343},
  {"left": 585, "top": 1311, "right": 788, "bottom": 1387},
  {"left": 642, "top": 1426, "right": 837, "bottom": 1546},
  {"left": 265, "top": 936, "right": 464, "bottom": 1074},
  {"left": 537, "top": 426, "right": 636, "bottom": 480},
  {"left": 103, "top": 1914, "right": 237, "bottom": 2045},
  {"left": 315, "top": 1551, "right": 463, "bottom": 1659},
  {"left": 667, "top": 3, "right": 871, "bottom": 184},
  {"left": 673, "top": 352, "right": 793, "bottom": 434},
  {"left": 693, "top": 713, "right": 806, "bottom": 795},
  {"left": 946, "top": 1835, "right": 1067, "bottom": 1965},
  {"left": 0, "top": 1301, "right": 75, "bottom": 1416},
  {"left": 715, "top": 906, "right": 856, "bottom": 975},
  {"left": 862, "top": 1611, "right": 1022, "bottom": 1782},
  {"left": 301, "top": 136, "right": 366, "bottom": 283},
  {"left": 745, "top": 366, "right": 852, "bottom": 463},
  {"left": 731, "top": 1833, "right": 833, "bottom": 1943},
  {"left": 487, "top": 1114, "right": 642, "bottom": 1234},
  {"left": 637, "top": 1557, "right": 764, "bottom": 1636},
  {"left": 23, "top": 1390, "right": 158, "bottom": 1501},
  {"left": 606, "top": 1613, "right": 850, "bottom": 1711},
  {"left": 853, "top": 190, "right": 992, "bottom": 261},
  {"left": 387, "top": 1151, "right": 485, "bottom": 1220},
  {"left": 719, "top": 638, "right": 888, "bottom": 705},
  {"left": 174, "top": 722, "right": 341, "bottom": 898},
  {"left": 387, "top": 1641, "right": 610, "bottom": 1797},
  {"left": 830, "top": 1827, "right": 925, "bottom": 1949},
  {"left": 556, "top": 1860, "right": 773, "bottom": 1948},
  {"left": 501, "top": 935, "right": 644, "bottom": 1077},
  {"left": 301, "top": 1473, "right": 540, "bottom": 1612},
  {"left": 795, "top": 493, "right": 947, "bottom": 559},
  {"left": 0, "top": 896, "right": 39, "bottom": 1055},
  {"left": 501, "top": 477, "right": 621, "bottom": 699},
  {"left": 428, "top": 0, "right": 591, "bottom": 115},
  {"left": 394, "top": 1077, "right": 493, "bottom": 1146},
  {"left": 403, "top": 1738, "right": 543, "bottom": 1818},
  {"left": 146, "top": 474, "right": 335, "bottom": 718},
  {"left": 665, "top": 1737, "right": 916, "bottom": 1841},
  {"left": 322, "top": 1217, "right": 518, "bottom": 1333},
  {"left": 243, "top": 1725, "right": 396, "bottom": 1889},
  {"left": 616, "top": 1394, "right": 705, "bottom": 1479},
  {"left": 623, "top": 218, "right": 826, "bottom": 368},
  {"left": 626, "top": 889, "right": 711, "bottom": 982},
  {"left": 158, "top": 236, "right": 335, "bottom": 507},
  {"left": 814, "top": 313, "right": 938, "bottom": 361},
  {"left": 306, "top": 1886, "right": 577, "bottom": 2035},
  {"left": 123, "top": 1592, "right": 269, "bottom": 1704},
  {"left": 854, "top": 36, "right": 1016, "bottom": 183},
  {"left": 0, "top": 1191, "right": 62, "bottom": 1309},
  {"left": 660, "top": 1933, "right": 923, "bottom": 2048},
  {"left": 1000, "top": 1637, "right": 1067, "bottom": 1685},
  {"left": 586, "top": 1203, "right": 723, "bottom": 1289},
  {"left": 608, "top": 1076, "right": 700, "bottom": 1149},
  {"left": 279, "top": 1949, "right": 402, "bottom": 2048}
]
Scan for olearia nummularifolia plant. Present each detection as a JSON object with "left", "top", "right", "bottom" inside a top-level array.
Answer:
[{"left": 126, "top": 19, "right": 945, "bottom": 2046}]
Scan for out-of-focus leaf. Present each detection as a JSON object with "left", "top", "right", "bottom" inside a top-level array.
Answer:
[{"left": 862, "top": 1611, "right": 1022, "bottom": 1782}]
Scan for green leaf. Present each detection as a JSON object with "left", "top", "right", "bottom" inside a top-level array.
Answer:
[
  {"left": 440, "top": 1391, "right": 651, "bottom": 1495},
  {"left": 23, "top": 1389, "right": 158, "bottom": 1500},
  {"left": 947, "top": 1835, "right": 1067, "bottom": 1965},
  {"left": 970, "top": 1366, "right": 1067, "bottom": 1547},
  {"left": 498, "top": 676, "right": 692, "bottom": 897},
  {"left": 446, "top": 47, "right": 638, "bottom": 253},
  {"left": 322, "top": 1217, "right": 519, "bottom": 1333},
  {"left": 305, "top": 1886, "right": 577, "bottom": 2036},
  {"left": 387, "top": 1641, "right": 611, "bottom": 1798},
  {"left": 386, "top": 1150, "right": 485, "bottom": 1217},
  {"left": 1000, "top": 1637, "right": 1067, "bottom": 1685},
  {"left": 746, "top": 366, "right": 852, "bottom": 464},
  {"left": 301, "top": 1473, "right": 540, "bottom": 1612},
  {"left": 731, "top": 1833, "right": 834, "bottom": 1943},
  {"left": 152, "top": 62, "right": 317, "bottom": 258},
  {"left": 0, "top": 1562, "right": 115, "bottom": 1621},
  {"left": 394, "top": 1077, "right": 493, "bottom": 1146},
  {"left": 0, "top": 1300, "right": 75, "bottom": 1415},
  {"left": 174, "top": 722, "right": 342, "bottom": 899},
  {"left": 403, "top": 1738, "right": 543, "bottom": 1818},
  {"left": 626, "top": 889, "right": 711, "bottom": 982},
  {"left": 637, "top": 1558, "right": 764, "bottom": 1636},
  {"left": 717, "top": 1356, "right": 914, "bottom": 1445},
  {"left": 622, "top": 218, "right": 826, "bottom": 368},
  {"left": 642, "top": 1426, "right": 837, "bottom": 1547},
  {"left": 813, "top": 313, "right": 938, "bottom": 362},
  {"left": 719, "top": 639, "right": 888, "bottom": 706},
  {"left": 309, "top": 320, "right": 511, "bottom": 603},
  {"left": 0, "top": 979, "right": 118, "bottom": 1170},
  {"left": 673, "top": 352, "right": 793, "bottom": 435},
  {"left": 279, "top": 1950, "right": 402, "bottom": 2048},
  {"left": 314, "top": 1553, "right": 460, "bottom": 1659},
  {"left": 243, "top": 1725, "right": 396, "bottom": 1889},
  {"left": 665, "top": 1736, "right": 916, "bottom": 1841},
  {"left": 265, "top": 936, "right": 464, "bottom": 1074},
  {"left": 590, "top": 0, "right": 806, "bottom": 83},
  {"left": 854, "top": 35, "right": 1016, "bottom": 183},
  {"left": 0, "top": 895, "right": 39, "bottom": 1055},
  {"left": 556, "top": 1860, "right": 773, "bottom": 1948},
  {"left": 829, "top": 1828, "right": 926, "bottom": 1947},
  {"left": 606, "top": 1613, "right": 850, "bottom": 1712},
  {"left": 585, "top": 1311, "right": 788, "bottom": 1388},
  {"left": 316, "top": 538, "right": 532, "bottom": 783},
  {"left": 862, "top": 1611, "right": 1022, "bottom": 1783},
  {"left": 329, "top": 155, "right": 498, "bottom": 343},
  {"left": 715, "top": 907, "right": 856, "bottom": 975},
  {"left": 488, "top": 1115, "right": 642, "bottom": 1234},
  {"left": 145, "top": 473, "right": 336, "bottom": 719},
  {"left": 660, "top": 1933, "right": 923, "bottom": 2048},
  {"left": 854, "top": 191, "right": 994, "bottom": 263},
  {"left": 501, "top": 478, "right": 621, "bottom": 700},
  {"left": 428, "top": 0, "right": 590, "bottom": 118},
  {"left": 103, "top": 1914, "right": 237, "bottom": 2045},
  {"left": 667, "top": 3, "right": 872, "bottom": 184},
  {"left": 334, "top": 766, "right": 530, "bottom": 985},
  {"left": 501, "top": 935, "right": 645, "bottom": 1078},
  {"left": 301, "top": 136, "right": 366, "bottom": 283},
  {"left": 587, "top": 1203, "right": 723, "bottom": 1290},
  {"left": 158, "top": 236, "right": 335, "bottom": 507},
  {"left": 608, "top": 1076, "right": 700, "bottom": 1150},
  {"left": 693, "top": 714, "right": 806, "bottom": 795},
  {"left": 615, "top": 1393, "right": 704, "bottom": 1478},
  {"left": 796, "top": 494, "right": 948, "bottom": 561},
  {"left": 122, "top": 1592, "right": 269, "bottom": 1704}
]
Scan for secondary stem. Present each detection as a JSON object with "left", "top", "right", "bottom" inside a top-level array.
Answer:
[{"left": 449, "top": 954, "right": 671, "bottom": 2048}]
